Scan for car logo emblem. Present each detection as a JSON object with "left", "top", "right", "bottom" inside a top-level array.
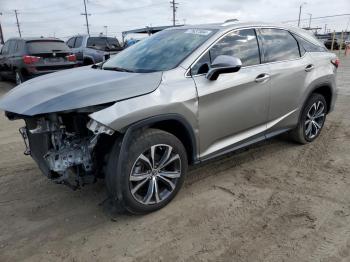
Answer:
[{"left": 53, "top": 52, "right": 56, "bottom": 57}]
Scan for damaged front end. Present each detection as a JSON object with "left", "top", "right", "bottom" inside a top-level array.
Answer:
[{"left": 11, "top": 111, "right": 116, "bottom": 189}]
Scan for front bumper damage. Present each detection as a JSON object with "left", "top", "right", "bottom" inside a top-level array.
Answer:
[{"left": 20, "top": 114, "right": 115, "bottom": 189}]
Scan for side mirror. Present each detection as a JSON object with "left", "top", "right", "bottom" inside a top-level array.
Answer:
[{"left": 206, "top": 55, "right": 242, "bottom": 81}]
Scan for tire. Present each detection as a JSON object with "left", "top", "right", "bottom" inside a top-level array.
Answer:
[
  {"left": 15, "top": 70, "right": 24, "bottom": 85},
  {"left": 105, "top": 128, "right": 188, "bottom": 214},
  {"left": 83, "top": 58, "right": 94, "bottom": 66},
  {"left": 290, "top": 93, "right": 327, "bottom": 144}
]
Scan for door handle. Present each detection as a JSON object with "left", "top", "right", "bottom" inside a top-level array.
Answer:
[
  {"left": 305, "top": 64, "right": 315, "bottom": 72},
  {"left": 255, "top": 73, "right": 270, "bottom": 83}
]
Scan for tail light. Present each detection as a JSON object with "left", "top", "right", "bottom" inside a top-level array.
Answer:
[
  {"left": 23, "top": 55, "right": 40, "bottom": 64},
  {"left": 66, "top": 54, "right": 76, "bottom": 62},
  {"left": 331, "top": 58, "right": 340, "bottom": 68}
]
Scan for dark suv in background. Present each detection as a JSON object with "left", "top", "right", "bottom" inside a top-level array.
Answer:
[
  {"left": 67, "top": 35, "right": 123, "bottom": 65},
  {"left": 0, "top": 38, "right": 77, "bottom": 85}
]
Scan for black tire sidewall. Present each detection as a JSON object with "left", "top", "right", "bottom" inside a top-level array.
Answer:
[{"left": 107, "top": 129, "right": 188, "bottom": 214}]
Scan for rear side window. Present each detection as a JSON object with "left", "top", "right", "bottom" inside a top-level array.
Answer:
[
  {"left": 293, "top": 34, "right": 327, "bottom": 53},
  {"left": 87, "top": 37, "right": 121, "bottom": 51},
  {"left": 210, "top": 29, "right": 260, "bottom": 66},
  {"left": 26, "top": 41, "right": 70, "bottom": 54},
  {"left": 74, "top": 37, "right": 83, "bottom": 48},
  {"left": 259, "top": 28, "right": 300, "bottom": 62},
  {"left": 67, "top": 37, "right": 75, "bottom": 48}
]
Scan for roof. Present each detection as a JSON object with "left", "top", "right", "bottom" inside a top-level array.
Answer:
[{"left": 7, "top": 37, "right": 64, "bottom": 42}]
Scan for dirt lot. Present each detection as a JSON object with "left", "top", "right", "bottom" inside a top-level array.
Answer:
[{"left": 1, "top": 54, "right": 350, "bottom": 262}]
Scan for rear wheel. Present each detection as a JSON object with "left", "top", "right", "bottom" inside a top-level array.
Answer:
[
  {"left": 291, "top": 93, "right": 327, "bottom": 144},
  {"left": 106, "top": 129, "right": 188, "bottom": 214}
]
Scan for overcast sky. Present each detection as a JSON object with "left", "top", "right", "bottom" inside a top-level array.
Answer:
[{"left": 1, "top": 0, "right": 349, "bottom": 41}]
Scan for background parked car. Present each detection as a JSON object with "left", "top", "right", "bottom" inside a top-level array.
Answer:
[
  {"left": 67, "top": 35, "right": 123, "bottom": 65},
  {"left": 0, "top": 37, "right": 77, "bottom": 85},
  {"left": 324, "top": 38, "right": 340, "bottom": 50}
]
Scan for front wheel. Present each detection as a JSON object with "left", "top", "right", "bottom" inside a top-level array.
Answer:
[
  {"left": 290, "top": 93, "right": 327, "bottom": 144},
  {"left": 106, "top": 129, "right": 188, "bottom": 214}
]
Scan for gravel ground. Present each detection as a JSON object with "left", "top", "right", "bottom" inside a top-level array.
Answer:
[{"left": 0, "top": 54, "right": 350, "bottom": 262}]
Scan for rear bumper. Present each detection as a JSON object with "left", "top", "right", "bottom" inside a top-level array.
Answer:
[{"left": 25, "top": 63, "right": 77, "bottom": 78}]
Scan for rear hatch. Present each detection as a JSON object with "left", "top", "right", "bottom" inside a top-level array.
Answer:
[{"left": 25, "top": 40, "right": 76, "bottom": 71}]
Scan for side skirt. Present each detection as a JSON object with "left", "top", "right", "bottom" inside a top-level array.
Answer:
[{"left": 198, "top": 127, "right": 292, "bottom": 163}]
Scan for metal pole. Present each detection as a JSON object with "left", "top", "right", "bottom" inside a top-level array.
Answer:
[
  {"left": 0, "top": 12, "right": 4, "bottom": 44},
  {"left": 14, "top": 10, "right": 22, "bottom": 37},
  {"left": 308, "top": 13, "right": 312, "bottom": 29},
  {"left": 298, "top": 2, "right": 306, "bottom": 27},
  {"left": 324, "top": 24, "right": 327, "bottom": 34},
  {"left": 339, "top": 31, "right": 344, "bottom": 54},
  {"left": 172, "top": 0, "right": 176, "bottom": 26},
  {"left": 331, "top": 31, "right": 336, "bottom": 51},
  {"left": 170, "top": 0, "right": 178, "bottom": 26},
  {"left": 82, "top": 0, "right": 90, "bottom": 35}
]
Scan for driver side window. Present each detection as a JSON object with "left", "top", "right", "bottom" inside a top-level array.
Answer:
[{"left": 191, "top": 29, "right": 261, "bottom": 76}]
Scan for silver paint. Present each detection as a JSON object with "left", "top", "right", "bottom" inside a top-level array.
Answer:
[{"left": 0, "top": 22, "right": 338, "bottom": 161}]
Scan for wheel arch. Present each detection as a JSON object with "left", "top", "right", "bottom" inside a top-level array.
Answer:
[
  {"left": 83, "top": 56, "right": 95, "bottom": 65},
  {"left": 303, "top": 82, "right": 334, "bottom": 114},
  {"left": 122, "top": 114, "right": 198, "bottom": 165},
  {"left": 311, "top": 84, "right": 333, "bottom": 113}
]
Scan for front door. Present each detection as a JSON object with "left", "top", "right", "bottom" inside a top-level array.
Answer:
[{"left": 191, "top": 29, "right": 271, "bottom": 158}]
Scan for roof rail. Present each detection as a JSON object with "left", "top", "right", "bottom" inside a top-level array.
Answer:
[{"left": 222, "top": 19, "right": 239, "bottom": 26}]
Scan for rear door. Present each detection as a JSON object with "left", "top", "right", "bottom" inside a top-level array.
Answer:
[
  {"left": 192, "top": 28, "right": 271, "bottom": 158},
  {"left": 258, "top": 28, "right": 314, "bottom": 133},
  {"left": 72, "top": 36, "right": 84, "bottom": 62}
]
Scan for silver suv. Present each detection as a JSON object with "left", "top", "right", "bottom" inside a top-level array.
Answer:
[{"left": 0, "top": 22, "right": 338, "bottom": 214}]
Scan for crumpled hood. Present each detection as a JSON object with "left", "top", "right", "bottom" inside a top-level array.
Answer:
[{"left": 0, "top": 66, "right": 162, "bottom": 116}]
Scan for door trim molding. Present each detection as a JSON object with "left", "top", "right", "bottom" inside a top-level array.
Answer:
[{"left": 200, "top": 108, "right": 297, "bottom": 158}]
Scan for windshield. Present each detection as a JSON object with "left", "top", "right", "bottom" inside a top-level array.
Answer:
[
  {"left": 87, "top": 37, "right": 121, "bottom": 51},
  {"left": 102, "top": 28, "right": 217, "bottom": 73}
]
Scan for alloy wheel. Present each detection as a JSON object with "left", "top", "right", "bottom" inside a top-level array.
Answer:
[
  {"left": 305, "top": 100, "right": 325, "bottom": 139},
  {"left": 129, "top": 144, "right": 182, "bottom": 205}
]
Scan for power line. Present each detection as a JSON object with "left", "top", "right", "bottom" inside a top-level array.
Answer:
[
  {"left": 170, "top": 0, "right": 179, "bottom": 26},
  {"left": 14, "top": 9, "right": 21, "bottom": 37},
  {"left": 284, "top": 13, "right": 350, "bottom": 23},
  {"left": 81, "top": 0, "right": 91, "bottom": 36}
]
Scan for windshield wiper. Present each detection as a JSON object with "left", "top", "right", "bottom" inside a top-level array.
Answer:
[{"left": 102, "top": 66, "right": 134, "bottom": 73}]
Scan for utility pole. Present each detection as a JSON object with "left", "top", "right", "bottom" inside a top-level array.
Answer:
[
  {"left": 170, "top": 0, "right": 179, "bottom": 26},
  {"left": 14, "top": 10, "right": 22, "bottom": 37},
  {"left": 298, "top": 2, "right": 307, "bottom": 27},
  {"left": 0, "top": 12, "right": 4, "bottom": 44},
  {"left": 324, "top": 24, "right": 327, "bottom": 34},
  {"left": 307, "top": 13, "right": 312, "bottom": 29},
  {"left": 81, "top": 0, "right": 90, "bottom": 35}
]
